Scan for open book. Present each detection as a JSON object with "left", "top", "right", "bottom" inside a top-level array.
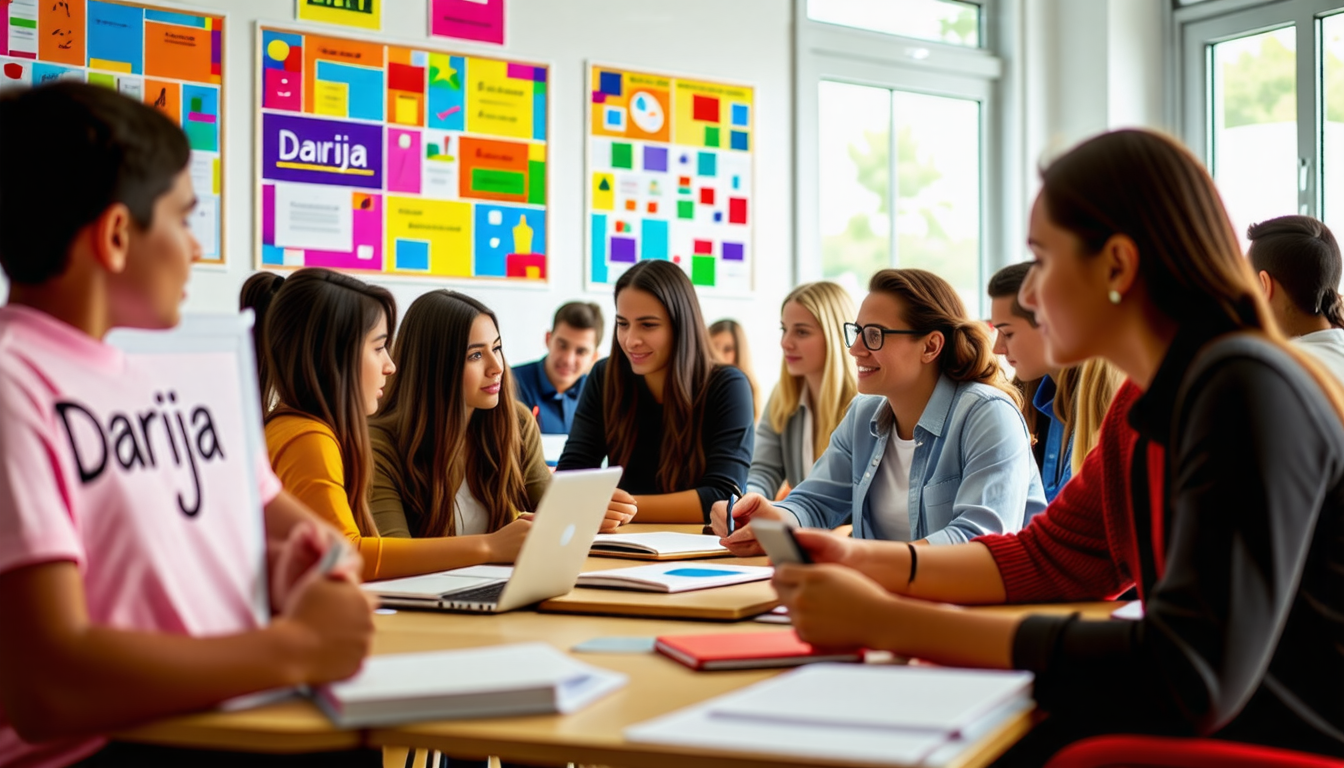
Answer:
[
  {"left": 314, "top": 642, "right": 627, "bottom": 728},
  {"left": 627, "top": 664, "right": 1033, "bottom": 765},
  {"left": 589, "top": 532, "right": 731, "bottom": 560},
  {"left": 575, "top": 563, "right": 771, "bottom": 593}
]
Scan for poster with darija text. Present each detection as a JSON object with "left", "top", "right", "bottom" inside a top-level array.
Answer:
[
  {"left": 256, "top": 25, "right": 549, "bottom": 281},
  {"left": 0, "top": 0, "right": 226, "bottom": 264},
  {"left": 586, "top": 63, "right": 753, "bottom": 292}
]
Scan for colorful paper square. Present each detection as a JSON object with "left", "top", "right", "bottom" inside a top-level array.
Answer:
[
  {"left": 612, "top": 143, "right": 633, "bottom": 170},
  {"left": 729, "top": 197, "right": 747, "bottom": 224},
  {"left": 610, "top": 236, "right": 637, "bottom": 262},
  {"left": 643, "top": 146, "right": 668, "bottom": 172},
  {"left": 731, "top": 103, "right": 749, "bottom": 126},
  {"left": 730, "top": 130, "right": 749, "bottom": 151},
  {"left": 697, "top": 152, "right": 716, "bottom": 177},
  {"left": 723, "top": 242, "right": 744, "bottom": 261},
  {"left": 677, "top": 200, "right": 694, "bottom": 219},
  {"left": 693, "top": 94, "right": 719, "bottom": 122},
  {"left": 700, "top": 188, "right": 715, "bottom": 206},
  {"left": 705, "top": 126, "right": 720, "bottom": 147},
  {"left": 599, "top": 71, "right": 622, "bottom": 97},
  {"left": 691, "top": 255, "right": 716, "bottom": 286}
]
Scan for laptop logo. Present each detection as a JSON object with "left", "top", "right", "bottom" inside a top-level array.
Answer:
[{"left": 559, "top": 523, "right": 576, "bottom": 547}]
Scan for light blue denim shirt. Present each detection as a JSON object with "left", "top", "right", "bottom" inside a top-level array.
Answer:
[{"left": 775, "top": 375, "right": 1046, "bottom": 544}]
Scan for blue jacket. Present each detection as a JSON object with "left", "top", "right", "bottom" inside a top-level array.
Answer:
[{"left": 776, "top": 375, "right": 1046, "bottom": 544}]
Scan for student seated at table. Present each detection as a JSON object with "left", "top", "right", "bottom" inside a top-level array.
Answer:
[
  {"left": 716, "top": 268, "right": 1045, "bottom": 548},
  {"left": 988, "top": 263, "right": 1120, "bottom": 501},
  {"left": 557, "top": 260, "right": 754, "bottom": 524},
  {"left": 762, "top": 130, "right": 1344, "bottom": 763},
  {"left": 511, "top": 300, "right": 604, "bottom": 435},
  {"left": 369, "top": 290, "right": 563, "bottom": 546},
  {"left": 1248, "top": 214, "right": 1344, "bottom": 382},
  {"left": 747, "top": 281, "right": 858, "bottom": 501},
  {"left": 709, "top": 318, "right": 762, "bottom": 421},
  {"left": 255, "top": 270, "right": 532, "bottom": 581},
  {"left": 0, "top": 83, "right": 378, "bottom": 768}
]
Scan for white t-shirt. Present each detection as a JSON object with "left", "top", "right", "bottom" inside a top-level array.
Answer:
[
  {"left": 0, "top": 305, "right": 283, "bottom": 768},
  {"left": 1295, "top": 329, "right": 1344, "bottom": 385},
  {"left": 868, "top": 434, "right": 919, "bottom": 541},
  {"left": 454, "top": 482, "right": 490, "bottom": 535}
]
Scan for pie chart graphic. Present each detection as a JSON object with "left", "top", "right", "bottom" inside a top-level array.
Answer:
[{"left": 629, "top": 91, "right": 665, "bottom": 133}]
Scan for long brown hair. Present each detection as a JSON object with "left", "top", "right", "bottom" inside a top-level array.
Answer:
[
  {"left": 255, "top": 268, "right": 396, "bottom": 537},
  {"left": 606, "top": 260, "right": 718, "bottom": 492},
  {"left": 870, "top": 268, "right": 1021, "bottom": 407},
  {"left": 373, "top": 290, "right": 528, "bottom": 537},
  {"left": 1040, "top": 129, "right": 1344, "bottom": 420},
  {"left": 709, "top": 318, "right": 761, "bottom": 420},
  {"left": 239, "top": 271, "right": 285, "bottom": 411}
]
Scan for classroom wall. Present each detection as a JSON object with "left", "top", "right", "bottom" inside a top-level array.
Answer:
[{"left": 3, "top": 0, "right": 794, "bottom": 397}]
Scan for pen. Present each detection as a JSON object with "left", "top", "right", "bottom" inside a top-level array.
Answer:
[{"left": 725, "top": 492, "right": 739, "bottom": 536}]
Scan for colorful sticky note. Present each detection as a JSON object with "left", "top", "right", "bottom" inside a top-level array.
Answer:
[
  {"left": 693, "top": 94, "right": 719, "bottom": 123},
  {"left": 395, "top": 94, "right": 419, "bottom": 124},
  {"left": 599, "top": 71, "right": 622, "bottom": 97},
  {"left": 730, "top": 130, "right": 749, "bottom": 151},
  {"left": 693, "top": 239, "right": 712, "bottom": 255},
  {"left": 705, "top": 126, "right": 720, "bottom": 147},
  {"left": 723, "top": 242, "right": 744, "bottom": 261},
  {"left": 610, "top": 236, "right": 637, "bottom": 262},
  {"left": 697, "top": 152, "right": 716, "bottom": 177},
  {"left": 691, "top": 255, "right": 716, "bottom": 286},
  {"left": 593, "top": 173, "right": 614, "bottom": 211},
  {"left": 314, "top": 80, "right": 349, "bottom": 117},
  {"left": 731, "top": 103, "right": 749, "bottom": 126},
  {"left": 677, "top": 200, "right": 694, "bottom": 219},
  {"left": 729, "top": 197, "right": 747, "bottom": 225},
  {"left": 643, "top": 146, "right": 668, "bottom": 172},
  {"left": 700, "top": 188, "right": 715, "bottom": 206},
  {"left": 612, "top": 143, "right": 633, "bottom": 170},
  {"left": 642, "top": 219, "right": 668, "bottom": 260}
]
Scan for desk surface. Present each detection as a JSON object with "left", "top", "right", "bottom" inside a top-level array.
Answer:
[{"left": 115, "top": 524, "right": 1122, "bottom": 766}]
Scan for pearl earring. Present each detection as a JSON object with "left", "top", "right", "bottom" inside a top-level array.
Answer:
[{"left": 1108, "top": 290, "right": 1122, "bottom": 305}]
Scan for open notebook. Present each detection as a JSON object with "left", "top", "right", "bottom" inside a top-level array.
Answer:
[
  {"left": 575, "top": 563, "right": 771, "bottom": 593},
  {"left": 314, "top": 642, "right": 627, "bottom": 728},
  {"left": 626, "top": 664, "right": 1033, "bottom": 765},
  {"left": 589, "top": 532, "right": 731, "bottom": 560}
]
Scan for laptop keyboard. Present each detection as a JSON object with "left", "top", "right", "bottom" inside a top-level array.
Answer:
[{"left": 448, "top": 581, "right": 506, "bottom": 605}]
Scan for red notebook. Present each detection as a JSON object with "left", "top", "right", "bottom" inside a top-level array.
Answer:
[{"left": 654, "top": 630, "right": 865, "bottom": 671}]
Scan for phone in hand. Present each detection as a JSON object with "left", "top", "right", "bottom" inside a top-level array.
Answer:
[{"left": 752, "top": 519, "right": 813, "bottom": 565}]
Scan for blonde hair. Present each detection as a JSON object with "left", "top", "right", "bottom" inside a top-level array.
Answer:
[
  {"left": 1056, "top": 359, "right": 1123, "bottom": 476},
  {"left": 767, "top": 282, "right": 859, "bottom": 459}
]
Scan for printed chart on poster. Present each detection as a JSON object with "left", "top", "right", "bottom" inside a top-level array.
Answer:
[
  {"left": 296, "top": 0, "right": 380, "bottom": 33},
  {"left": 587, "top": 63, "right": 753, "bottom": 291},
  {"left": 1, "top": 1, "right": 226, "bottom": 263},
  {"left": 256, "top": 26, "right": 549, "bottom": 281}
]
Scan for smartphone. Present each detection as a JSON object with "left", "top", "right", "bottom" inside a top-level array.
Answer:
[{"left": 752, "top": 519, "right": 813, "bottom": 565}]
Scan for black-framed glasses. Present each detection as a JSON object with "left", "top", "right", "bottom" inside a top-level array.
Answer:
[{"left": 843, "top": 322, "right": 926, "bottom": 351}]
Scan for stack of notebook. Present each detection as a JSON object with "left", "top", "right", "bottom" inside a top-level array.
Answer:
[{"left": 626, "top": 664, "right": 1034, "bottom": 765}]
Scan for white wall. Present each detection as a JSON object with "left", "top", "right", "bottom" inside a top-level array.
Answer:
[{"left": 12, "top": 0, "right": 794, "bottom": 396}]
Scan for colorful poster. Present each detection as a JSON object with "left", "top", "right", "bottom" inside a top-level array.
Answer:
[
  {"left": 0, "top": 2, "right": 225, "bottom": 263},
  {"left": 296, "top": 0, "right": 380, "bottom": 32},
  {"left": 257, "top": 26, "right": 548, "bottom": 281},
  {"left": 587, "top": 65, "right": 753, "bottom": 291},
  {"left": 429, "top": 0, "right": 505, "bottom": 46}
]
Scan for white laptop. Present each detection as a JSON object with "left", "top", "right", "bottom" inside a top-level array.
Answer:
[{"left": 364, "top": 467, "right": 622, "bottom": 613}]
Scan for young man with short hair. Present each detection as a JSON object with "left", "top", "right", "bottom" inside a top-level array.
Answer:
[{"left": 512, "top": 301, "right": 603, "bottom": 435}]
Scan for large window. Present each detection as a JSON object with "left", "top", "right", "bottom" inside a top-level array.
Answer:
[
  {"left": 1179, "top": 1, "right": 1344, "bottom": 247},
  {"left": 797, "top": 1, "right": 1001, "bottom": 314}
]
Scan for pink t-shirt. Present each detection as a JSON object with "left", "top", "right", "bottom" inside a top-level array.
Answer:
[{"left": 0, "top": 305, "right": 283, "bottom": 768}]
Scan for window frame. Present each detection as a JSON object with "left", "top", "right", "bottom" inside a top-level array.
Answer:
[
  {"left": 794, "top": 0, "right": 1008, "bottom": 314},
  {"left": 1174, "top": 0, "right": 1344, "bottom": 222}
]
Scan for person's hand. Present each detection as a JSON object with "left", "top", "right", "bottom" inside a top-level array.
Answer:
[
  {"left": 279, "top": 576, "right": 375, "bottom": 684},
  {"left": 601, "top": 488, "right": 637, "bottom": 533},
  {"left": 772, "top": 563, "right": 900, "bottom": 651},
  {"left": 710, "top": 493, "right": 783, "bottom": 556},
  {"left": 483, "top": 516, "right": 534, "bottom": 562},
  {"left": 270, "top": 521, "right": 364, "bottom": 614},
  {"left": 791, "top": 528, "right": 863, "bottom": 567}
]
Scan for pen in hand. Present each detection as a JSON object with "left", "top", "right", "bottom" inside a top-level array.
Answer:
[{"left": 725, "top": 492, "right": 739, "bottom": 536}]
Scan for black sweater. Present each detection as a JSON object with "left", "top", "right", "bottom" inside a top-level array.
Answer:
[
  {"left": 556, "top": 358, "right": 754, "bottom": 520},
  {"left": 1014, "top": 330, "right": 1344, "bottom": 755}
]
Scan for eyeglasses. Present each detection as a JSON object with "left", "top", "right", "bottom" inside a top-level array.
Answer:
[{"left": 843, "top": 322, "right": 926, "bottom": 351}]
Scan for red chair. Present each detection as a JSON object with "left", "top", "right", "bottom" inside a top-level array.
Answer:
[{"left": 1044, "top": 735, "right": 1344, "bottom": 768}]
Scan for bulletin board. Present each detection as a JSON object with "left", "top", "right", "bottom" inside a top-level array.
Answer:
[
  {"left": 256, "top": 25, "right": 550, "bottom": 282},
  {"left": 0, "top": 0, "right": 227, "bottom": 264},
  {"left": 586, "top": 63, "right": 754, "bottom": 292}
]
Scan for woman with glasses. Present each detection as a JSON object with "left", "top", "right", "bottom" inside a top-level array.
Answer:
[{"left": 712, "top": 268, "right": 1045, "bottom": 551}]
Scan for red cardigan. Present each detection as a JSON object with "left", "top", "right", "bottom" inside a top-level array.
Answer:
[{"left": 976, "top": 381, "right": 1167, "bottom": 602}]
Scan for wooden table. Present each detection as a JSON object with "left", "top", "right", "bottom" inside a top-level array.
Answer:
[{"left": 114, "top": 523, "right": 1122, "bottom": 766}]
